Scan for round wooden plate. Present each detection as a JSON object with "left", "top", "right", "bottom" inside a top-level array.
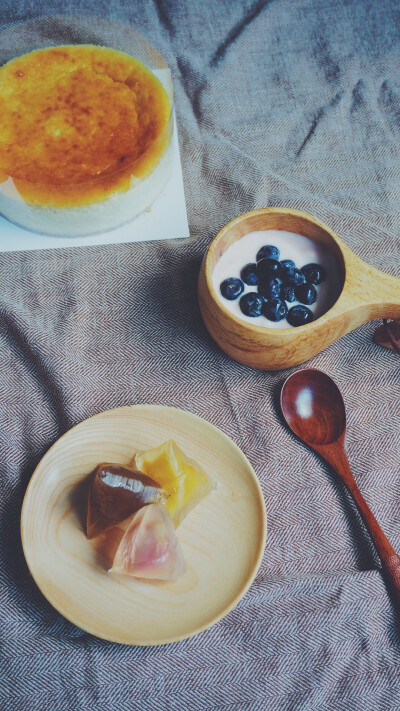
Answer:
[{"left": 21, "top": 405, "right": 267, "bottom": 645}]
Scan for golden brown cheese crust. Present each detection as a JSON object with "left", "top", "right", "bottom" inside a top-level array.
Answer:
[{"left": 0, "top": 45, "right": 171, "bottom": 207}]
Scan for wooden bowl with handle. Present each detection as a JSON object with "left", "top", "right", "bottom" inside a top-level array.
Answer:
[{"left": 198, "top": 207, "right": 400, "bottom": 370}]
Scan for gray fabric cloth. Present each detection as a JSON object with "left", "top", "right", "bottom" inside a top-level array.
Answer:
[{"left": 1, "top": 0, "right": 400, "bottom": 709}]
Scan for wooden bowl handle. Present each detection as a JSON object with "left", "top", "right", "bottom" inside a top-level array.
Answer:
[{"left": 350, "top": 257, "right": 400, "bottom": 322}]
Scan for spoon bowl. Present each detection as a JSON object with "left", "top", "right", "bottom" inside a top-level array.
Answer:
[{"left": 281, "top": 369, "right": 346, "bottom": 445}]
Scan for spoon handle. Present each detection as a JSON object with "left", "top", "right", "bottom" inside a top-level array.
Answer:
[
  {"left": 317, "top": 441, "right": 400, "bottom": 599},
  {"left": 381, "top": 554, "right": 400, "bottom": 598}
]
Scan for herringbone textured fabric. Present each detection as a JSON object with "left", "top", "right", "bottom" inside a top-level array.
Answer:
[{"left": 1, "top": 1, "right": 400, "bottom": 709}]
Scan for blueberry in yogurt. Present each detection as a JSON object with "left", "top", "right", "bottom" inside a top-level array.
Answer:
[
  {"left": 287, "top": 305, "right": 314, "bottom": 327},
  {"left": 258, "top": 277, "right": 281, "bottom": 299},
  {"left": 282, "top": 267, "right": 306, "bottom": 287},
  {"left": 262, "top": 298, "right": 288, "bottom": 322},
  {"left": 256, "top": 245, "right": 280, "bottom": 261},
  {"left": 239, "top": 292, "right": 265, "bottom": 317},
  {"left": 280, "top": 283, "right": 296, "bottom": 303},
  {"left": 301, "top": 263, "right": 326, "bottom": 285},
  {"left": 256, "top": 258, "right": 282, "bottom": 281},
  {"left": 295, "top": 283, "right": 317, "bottom": 305},
  {"left": 240, "top": 263, "right": 259, "bottom": 286},
  {"left": 220, "top": 277, "right": 244, "bottom": 300},
  {"left": 280, "top": 259, "right": 296, "bottom": 272}
]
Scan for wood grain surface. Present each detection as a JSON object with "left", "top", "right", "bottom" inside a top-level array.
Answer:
[
  {"left": 198, "top": 207, "right": 400, "bottom": 370},
  {"left": 21, "top": 405, "right": 267, "bottom": 645}
]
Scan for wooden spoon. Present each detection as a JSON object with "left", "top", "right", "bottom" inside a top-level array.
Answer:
[{"left": 280, "top": 368, "right": 400, "bottom": 599}]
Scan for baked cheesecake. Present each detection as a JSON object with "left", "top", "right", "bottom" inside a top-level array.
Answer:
[{"left": 0, "top": 45, "right": 173, "bottom": 235}]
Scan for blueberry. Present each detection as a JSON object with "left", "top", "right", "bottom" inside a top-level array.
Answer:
[
  {"left": 295, "top": 283, "right": 317, "bottom": 305},
  {"left": 256, "top": 258, "right": 282, "bottom": 281},
  {"left": 258, "top": 277, "right": 281, "bottom": 299},
  {"left": 280, "top": 284, "right": 296, "bottom": 303},
  {"left": 280, "top": 259, "right": 296, "bottom": 271},
  {"left": 239, "top": 292, "right": 265, "bottom": 317},
  {"left": 220, "top": 277, "right": 244, "bottom": 301},
  {"left": 301, "top": 263, "right": 326, "bottom": 285},
  {"left": 262, "top": 298, "right": 288, "bottom": 322},
  {"left": 256, "top": 245, "right": 280, "bottom": 261},
  {"left": 240, "top": 263, "right": 259, "bottom": 286},
  {"left": 282, "top": 267, "right": 306, "bottom": 287},
  {"left": 287, "top": 305, "right": 314, "bottom": 327}
]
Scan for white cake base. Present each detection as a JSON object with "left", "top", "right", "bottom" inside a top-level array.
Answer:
[{"left": 0, "top": 137, "right": 174, "bottom": 238}]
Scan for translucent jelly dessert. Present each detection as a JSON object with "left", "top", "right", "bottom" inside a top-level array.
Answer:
[
  {"left": 213, "top": 230, "right": 341, "bottom": 328},
  {"left": 110, "top": 503, "right": 186, "bottom": 581},
  {"left": 86, "top": 463, "right": 168, "bottom": 539},
  {"left": 0, "top": 45, "right": 173, "bottom": 236},
  {"left": 133, "top": 440, "right": 216, "bottom": 528},
  {"left": 84, "top": 441, "right": 216, "bottom": 582}
]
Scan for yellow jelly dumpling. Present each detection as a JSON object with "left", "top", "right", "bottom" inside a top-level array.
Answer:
[{"left": 133, "top": 440, "right": 216, "bottom": 527}]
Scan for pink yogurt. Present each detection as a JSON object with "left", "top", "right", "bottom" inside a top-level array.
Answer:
[{"left": 212, "top": 229, "right": 341, "bottom": 329}]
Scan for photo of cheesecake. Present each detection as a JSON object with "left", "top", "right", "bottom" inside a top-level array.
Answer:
[{"left": 0, "top": 44, "right": 173, "bottom": 236}]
